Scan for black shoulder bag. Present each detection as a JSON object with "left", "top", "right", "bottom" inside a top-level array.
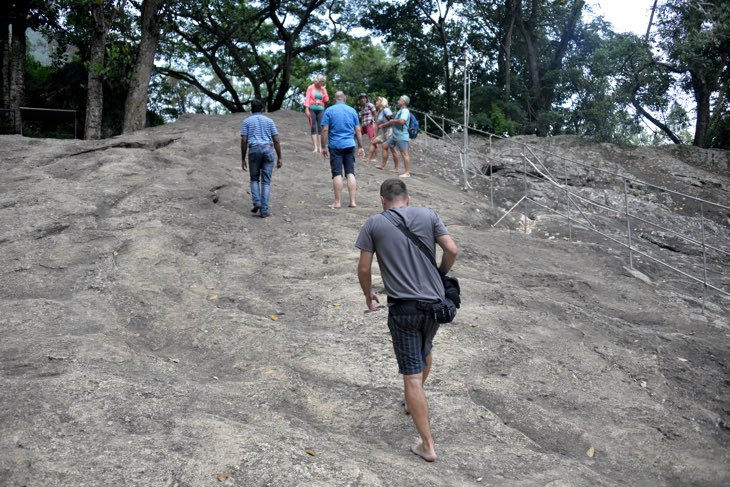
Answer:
[{"left": 381, "top": 210, "right": 461, "bottom": 323}]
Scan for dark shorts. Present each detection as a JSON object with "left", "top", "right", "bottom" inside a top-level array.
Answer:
[
  {"left": 387, "top": 306, "right": 439, "bottom": 375},
  {"left": 329, "top": 147, "right": 356, "bottom": 179},
  {"left": 310, "top": 109, "right": 325, "bottom": 135}
]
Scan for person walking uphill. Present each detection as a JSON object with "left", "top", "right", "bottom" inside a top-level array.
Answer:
[
  {"left": 240, "top": 99, "right": 282, "bottom": 218},
  {"left": 321, "top": 91, "right": 365, "bottom": 209},
  {"left": 355, "top": 178, "right": 459, "bottom": 462},
  {"left": 379, "top": 95, "right": 412, "bottom": 178}
]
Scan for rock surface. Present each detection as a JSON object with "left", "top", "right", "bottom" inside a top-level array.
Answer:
[{"left": 1, "top": 111, "right": 729, "bottom": 486}]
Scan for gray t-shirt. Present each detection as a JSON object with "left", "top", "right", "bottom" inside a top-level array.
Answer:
[{"left": 355, "top": 207, "right": 449, "bottom": 302}]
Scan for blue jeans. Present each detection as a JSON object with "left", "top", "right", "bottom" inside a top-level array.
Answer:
[{"left": 249, "top": 149, "right": 275, "bottom": 215}]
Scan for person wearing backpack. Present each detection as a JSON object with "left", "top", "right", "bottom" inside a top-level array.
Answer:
[{"left": 379, "top": 95, "right": 413, "bottom": 178}]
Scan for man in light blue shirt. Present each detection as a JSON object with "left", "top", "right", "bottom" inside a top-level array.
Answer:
[
  {"left": 321, "top": 91, "right": 365, "bottom": 209},
  {"left": 380, "top": 95, "right": 412, "bottom": 178},
  {"left": 240, "top": 99, "right": 282, "bottom": 218}
]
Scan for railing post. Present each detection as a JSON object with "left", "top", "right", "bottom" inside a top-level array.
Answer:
[
  {"left": 624, "top": 179, "right": 634, "bottom": 268},
  {"left": 490, "top": 152, "right": 494, "bottom": 208},
  {"left": 565, "top": 162, "right": 572, "bottom": 242},
  {"left": 700, "top": 202, "right": 708, "bottom": 312},
  {"left": 523, "top": 153, "right": 528, "bottom": 234},
  {"left": 424, "top": 113, "right": 427, "bottom": 147}
]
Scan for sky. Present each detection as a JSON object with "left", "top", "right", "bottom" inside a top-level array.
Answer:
[{"left": 587, "top": 0, "right": 658, "bottom": 36}]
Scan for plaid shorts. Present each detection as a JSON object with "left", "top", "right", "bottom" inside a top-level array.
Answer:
[{"left": 387, "top": 307, "right": 439, "bottom": 375}]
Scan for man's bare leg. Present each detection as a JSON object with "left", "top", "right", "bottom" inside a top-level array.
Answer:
[
  {"left": 404, "top": 373, "right": 437, "bottom": 462},
  {"left": 404, "top": 354, "right": 431, "bottom": 414},
  {"left": 422, "top": 354, "right": 432, "bottom": 384},
  {"left": 329, "top": 175, "right": 343, "bottom": 208},
  {"left": 399, "top": 150, "right": 411, "bottom": 177},
  {"left": 346, "top": 173, "right": 357, "bottom": 207}
]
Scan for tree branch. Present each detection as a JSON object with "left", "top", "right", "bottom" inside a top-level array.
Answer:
[{"left": 158, "top": 67, "right": 238, "bottom": 113}]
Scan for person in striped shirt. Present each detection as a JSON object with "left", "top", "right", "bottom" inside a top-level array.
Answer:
[{"left": 240, "top": 100, "right": 282, "bottom": 218}]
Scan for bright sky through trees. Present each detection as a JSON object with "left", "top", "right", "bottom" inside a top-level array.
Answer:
[{"left": 588, "top": 0, "right": 657, "bottom": 35}]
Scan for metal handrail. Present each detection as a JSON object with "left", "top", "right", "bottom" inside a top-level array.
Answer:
[
  {"left": 411, "top": 108, "right": 730, "bottom": 213},
  {"left": 409, "top": 109, "right": 729, "bottom": 306}
]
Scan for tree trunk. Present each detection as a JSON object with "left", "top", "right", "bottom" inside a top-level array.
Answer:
[
  {"left": 123, "top": 0, "right": 165, "bottom": 133},
  {"left": 85, "top": 2, "right": 107, "bottom": 140},
  {"left": 438, "top": 20, "right": 452, "bottom": 110},
  {"left": 518, "top": 1, "right": 548, "bottom": 137},
  {"left": 498, "top": 0, "right": 518, "bottom": 99},
  {"left": 269, "top": 47, "right": 292, "bottom": 111},
  {"left": 1, "top": 16, "right": 9, "bottom": 109},
  {"left": 691, "top": 72, "right": 711, "bottom": 147},
  {"left": 519, "top": 0, "right": 584, "bottom": 136},
  {"left": 9, "top": 18, "right": 27, "bottom": 134}
]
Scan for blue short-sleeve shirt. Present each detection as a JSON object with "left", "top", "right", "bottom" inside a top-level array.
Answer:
[{"left": 321, "top": 102, "right": 360, "bottom": 150}]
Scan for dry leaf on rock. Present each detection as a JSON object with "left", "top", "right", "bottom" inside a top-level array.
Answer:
[
  {"left": 304, "top": 449, "right": 317, "bottom": 456},
  {"left": 217, "top": 472, "right": 229, "bottom": 481},
  {"left": 586, "top": 447, "right": 595, "bottom": 458},
  {"left": 169, "top": 357, "right": 180, "bottom": 364},
  {"left": 270, "top": 314, "right": 279, "bottom": 321},
  {"left": 207, "top": 295, "right": 219, "bottom": 301}
]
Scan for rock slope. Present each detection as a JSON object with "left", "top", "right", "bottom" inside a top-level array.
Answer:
[{"left": 1, "top": 111, "right": 728, "bottom": 486}]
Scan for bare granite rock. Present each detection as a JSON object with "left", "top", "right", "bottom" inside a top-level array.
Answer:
[{"left": 1, "top": 111, "right": 728, "bottom": 486}]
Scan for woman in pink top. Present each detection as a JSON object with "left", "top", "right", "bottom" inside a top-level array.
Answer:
[{"left": 304, "top": 74, "right": 330, "bottom": 153}]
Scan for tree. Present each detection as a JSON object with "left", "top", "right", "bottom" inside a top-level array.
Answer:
[
  {"left": 324, "top": 38, "right": 402, "bottom": 103},
  {"left": 655, "top": 0, "right": 730, "bottom": 148},
  {"left": 515, "top": 0, "right": 586, "bottom": 136},
  {"left": 5, "top": 1, "right": 55, "bottom": 133},
  {"left": 8, "top": 1, "right": 30, "bottom": 133},
  {"left": 363, "top": 0, "right": 462, "bottom": 112},
  {"left": 123, "top": 0, "right": 166, "bottom": 133},
  {"left": 85, "top": 0, "right": 126, "bottom": 140},
  {"left": 1, "top": 10, "right": 10, "bottom": 109},
  {"left": 159, "top": 0, "right": 343, "bottom": 112}
]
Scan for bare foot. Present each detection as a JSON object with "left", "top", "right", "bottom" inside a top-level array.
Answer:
[
  {"left": 399, "top": 173, "right": 411, "bottom": 178},
  {"left": 348, "top": 203, "right": 357, "bottom": 208},
  {"left": 375, "top": 165, "right": 385, "bottom": 170},
  {"left": 328, "top": 202, "right": 342, "bottom": 209},
  {"left": 411, "top": 440, "right": 436, "bottom": 462},
  {"left": 312, "top": 149, "right": 320, "bottom": 153},
  {"left": 389, "top": 169, "right": 399, "bottom": 173}
]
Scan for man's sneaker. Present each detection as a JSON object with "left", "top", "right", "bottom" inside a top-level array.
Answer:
[
  {"left": 251, "top": 205, "right": 260, "bottom": 213},
  {"left": 260, "top": 213, "right": 269, "bottom": 218}
]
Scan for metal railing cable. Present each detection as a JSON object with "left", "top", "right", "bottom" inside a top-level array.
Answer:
[{"left": 406, "top": 108, "right": 729, "bottom": 308}]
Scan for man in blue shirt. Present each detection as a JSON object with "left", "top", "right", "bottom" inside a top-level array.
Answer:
[
  {"left": 240, "top": 99, "right": 282, "bottom": 218},
  {"left": 321, "top": 91, "right": 365, "bottom": 209}
]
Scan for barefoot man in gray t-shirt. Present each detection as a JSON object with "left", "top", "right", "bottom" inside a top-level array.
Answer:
[{"left": 355, "top": 178, "right": 459, "bottom": 462}]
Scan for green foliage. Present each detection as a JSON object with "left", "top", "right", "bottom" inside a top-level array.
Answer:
[
  {"left": 323, "top": 39, "right": 402, "bottom": 108},
  {"left": 20, "top": 0, "right": 728, "bottom": 146}
]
